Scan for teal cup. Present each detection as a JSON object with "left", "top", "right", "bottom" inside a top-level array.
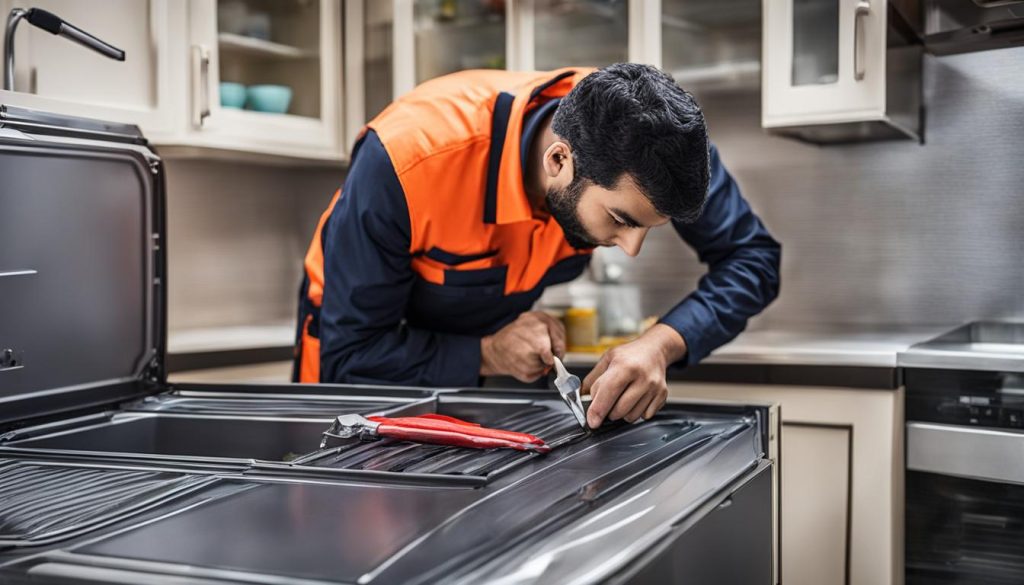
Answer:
[
  {"left": 246, "top": 84, "right": 293, "bottom": 114},
  {"left": 219, "top": 82, "right": 247, "bottom": 109}
]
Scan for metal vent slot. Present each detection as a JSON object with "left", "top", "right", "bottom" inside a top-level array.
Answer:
[
  {"left": 0, "top": 460, "right": 215, "bottom": 548},
  {"left": 315, "top": 405, "right": 616, "bottom": 478}
]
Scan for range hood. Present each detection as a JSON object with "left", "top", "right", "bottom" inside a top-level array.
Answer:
[{"left": 923, "top": 0, "right": 1024, "bottom": 55}]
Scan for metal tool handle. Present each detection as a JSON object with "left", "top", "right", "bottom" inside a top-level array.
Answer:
[
  {"left": 853, "top": 0, "right": 871, "bottom": 81},
  {"left": 191, "top": 44, "right": 210, "bottom": 128}
]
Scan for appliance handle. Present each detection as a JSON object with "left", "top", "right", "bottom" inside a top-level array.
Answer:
[
  {"left": 907, "top": 422, "right": 1024, "bottom": 484},
  {"left": 190, "top": 44, "right": 210, "bottom": 128},
  {"left": 853, "top": 0, "right": 870, "bottom": 81}
]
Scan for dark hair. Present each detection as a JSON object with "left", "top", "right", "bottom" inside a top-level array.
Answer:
[{"left": 552, "top": 63, "right": 710, "bottom": 223}]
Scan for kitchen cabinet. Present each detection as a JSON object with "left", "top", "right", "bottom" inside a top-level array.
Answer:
[
  {"left": 761, "top": 0, "right": 922, "bottom": 143},
  {"left": 1, "top": 0, "right": 345, "bottom": 162},
  {"left": 180, "top": 0, "right": 344, "bottom": 161},
  {"left": 668, "top": 381, "right": 904, "bottom": 585},
  {"left": 531, "top": 0, "right": 629, "bottom": 70},
  {"left": 661, "top": 0, "right": 761, "bottom": 92},
  {"left": 348, "top": 0, "right": 655, "bottom": 136},
  {"left": 0, "top": 0, "right": 182, "bottom": 140}
]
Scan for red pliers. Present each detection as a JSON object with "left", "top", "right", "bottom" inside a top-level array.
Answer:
[{"left": 321, "top": 413, "right": 551, "bottom": 453}]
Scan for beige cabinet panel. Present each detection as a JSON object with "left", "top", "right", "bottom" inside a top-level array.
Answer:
[
  {"left": 168, "top": 361, "right": 292, "bottom": 384},
  {"left": 668, "top": 382, "right": 903, "bottom": 585},
  {"left": 782, "top": 424, "right": 851, "bottom": 585}
]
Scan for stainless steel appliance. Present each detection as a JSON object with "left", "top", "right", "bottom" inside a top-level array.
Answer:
[
  {"left": 0, "top": 105, "right": 778, "bottom": 584},
  {"left": 900, "top": 322, "right": 1024, "bottom": 584},
  {"left": 922, "top": 0, "right": 1024, "bottom": 55}
]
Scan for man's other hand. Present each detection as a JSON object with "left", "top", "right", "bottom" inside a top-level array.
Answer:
[
  {"left": 581, "top": 324, "right": 687, "bottom": 428},
  {"left": 481, "top": 311, "right": 567, "bottom": 382}
]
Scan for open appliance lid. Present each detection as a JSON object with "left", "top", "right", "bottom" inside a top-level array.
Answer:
[{"left": 0, "top": 105, "right": 165, "bottom": 426}]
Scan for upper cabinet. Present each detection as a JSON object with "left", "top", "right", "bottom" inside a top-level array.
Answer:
[
  {"left": 762, "top": 0, "right": 922, "bottom": 143},
  {"left": 1, "top": 0, "right": 344, "bottom": 162},
  {"left": 661, "top": 0, "right": 761, "bottom": 92},
  {"left": 0, "top": 0, "right": 181, "bottom": 140},
  {"left": 183, "top": 0, "right": 344, "bottom": 161},
  {"left": 413, "top": 0, "right": 506, "bottom": 83},
  {"left": 532, "top": 0, "right": 628, "bottom": 69}
]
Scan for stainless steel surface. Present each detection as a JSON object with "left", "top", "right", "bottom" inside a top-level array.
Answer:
[
  {"left": 0, "top": 127, "right": 157, "bottom": 407},
  {"left": 553, "top": 357, "right": 588, "bottom": 429},
  {"left": 5, "top": 413, "right": 334, "bottom": 463},
  {"left": 55, "top": 419, "right": 766, "bottom": 585},
  {"left": 0, "top": 460, "right": 216, "bottom": 548},
  {"left": 0, "top": 270, "right": 36, "bottom": 279},
  {"left": 566, "top": 327, "right": 943, "bottom": 369},
  {"left": 907, "top": 421, "right": 1024, "bottom": 484},
  {"left": 55, "top": 20, "right": 125, "bottom": 62},
  {"left": 0, "top": 390, "right": 772, "bottom": 585},
  {"left": 3, "top": 9, "right": 27, "bottom": 91},
  {"left": 899, "top": 321, "right": 1024, "bottom": 372},
  {"left": 924, "top": 0, "right": 1024, "bottom": 55},
  {"left": 563, "top": 47, "right": 1024, "bottom": 332}
]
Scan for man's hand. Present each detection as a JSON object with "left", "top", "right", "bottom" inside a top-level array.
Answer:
[
  {"left": 582, "top": 324, "right": 687, "bottom": 428},
  {"left": 481, "top": 311, "right": 567, "bottom": 382}
]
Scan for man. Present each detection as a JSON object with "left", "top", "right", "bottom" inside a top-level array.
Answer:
[{"left": 295, "top": 63, "right": 780, "bottom": 429}]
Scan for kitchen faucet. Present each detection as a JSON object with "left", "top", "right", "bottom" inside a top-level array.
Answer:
[{"left": 4, "top": 7, "right": 125, "bottom": 91}]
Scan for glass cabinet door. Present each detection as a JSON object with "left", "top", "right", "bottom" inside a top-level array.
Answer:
[
  {"left": 188, "top": 0, "right": 343, "bottom": 160},
  {"left": 762, "top": 0, "right": 886, "bottom": 127},
  {"left": 661, "top": 0, "right": 761, "bottom": 93},
  {"left": 534, "top": 0, "right": 628, "bottom": 70},
  {"left": 215, "top": 0, "right": 323, "bottom": 120},
  {"left": 364, "top": 0, "right": 395, "bottom": 121},
  {"left": 413, "top": 0, "right": 506, "bottom": 84}
]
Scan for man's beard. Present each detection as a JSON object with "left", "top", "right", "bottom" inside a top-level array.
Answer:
[{"left": 545, "top": 177, "right": 599, "bottom": 249}]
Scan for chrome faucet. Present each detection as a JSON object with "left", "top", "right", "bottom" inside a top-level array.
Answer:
[{"left": 4, "top": 7, "right": 125, "bottom": 91}]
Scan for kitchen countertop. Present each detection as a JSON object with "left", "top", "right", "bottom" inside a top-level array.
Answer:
[
  {"left": 566, "top": 327, "right": 947, "bottom": 369},
  {"left": 168, "top": 325, "right": 952, "bottom": 390},
  {"left": 564, "top": 326, "right": 950, "bottom": 390}
]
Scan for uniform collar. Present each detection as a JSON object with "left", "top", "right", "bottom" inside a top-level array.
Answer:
[
  {"left": 484, "top": 69, "right": 584, "bottom": 225},
  {"left": 520, "top": 97, "right": 561, "bottom": 175}
]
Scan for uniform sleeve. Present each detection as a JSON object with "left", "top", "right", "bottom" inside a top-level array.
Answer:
[
  {"left": 659, "top": 144, "right": 782, "bottom": 365},
  {"left": 319, "top": 130, "right": 482, "bottom": 386}
]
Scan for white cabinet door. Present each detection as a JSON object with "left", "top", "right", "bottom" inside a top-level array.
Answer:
[
  {"left": 180, "top": 0, "right": 343, "bottom": 161},
  {"left": 762, "top": 0, "right": 887, "bottom": 127},
  {"left": 0, "top": 0, "right": 182, "bottom": 139}
]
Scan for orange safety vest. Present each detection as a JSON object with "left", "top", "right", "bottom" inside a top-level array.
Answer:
[{"left": 295, "top": 68, "right": 594, "bottom": 383}]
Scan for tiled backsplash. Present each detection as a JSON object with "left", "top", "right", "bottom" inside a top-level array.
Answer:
[{"left": 164, "top": 158, "right": 338, "bottom": 332}]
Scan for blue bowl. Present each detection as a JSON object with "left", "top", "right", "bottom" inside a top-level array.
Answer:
[
  {"left": 219, "top": 82, "right": 247, "bottom": 109},
  {"left": 246, "top": 84, "right": 292, "bottom": 114}
]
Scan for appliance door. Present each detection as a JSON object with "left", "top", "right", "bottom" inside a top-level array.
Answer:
[{"left": 906, "top": 422, "right": 1024, "bottom": 584}]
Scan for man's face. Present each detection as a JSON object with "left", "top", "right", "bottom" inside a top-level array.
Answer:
[{"left": 546, "top": 175, "right": 670, "bottom": 256}]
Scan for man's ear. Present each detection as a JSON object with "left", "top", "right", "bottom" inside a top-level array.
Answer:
[{"left": 543, "top": 141, "right": 573, "bottom": 180}]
